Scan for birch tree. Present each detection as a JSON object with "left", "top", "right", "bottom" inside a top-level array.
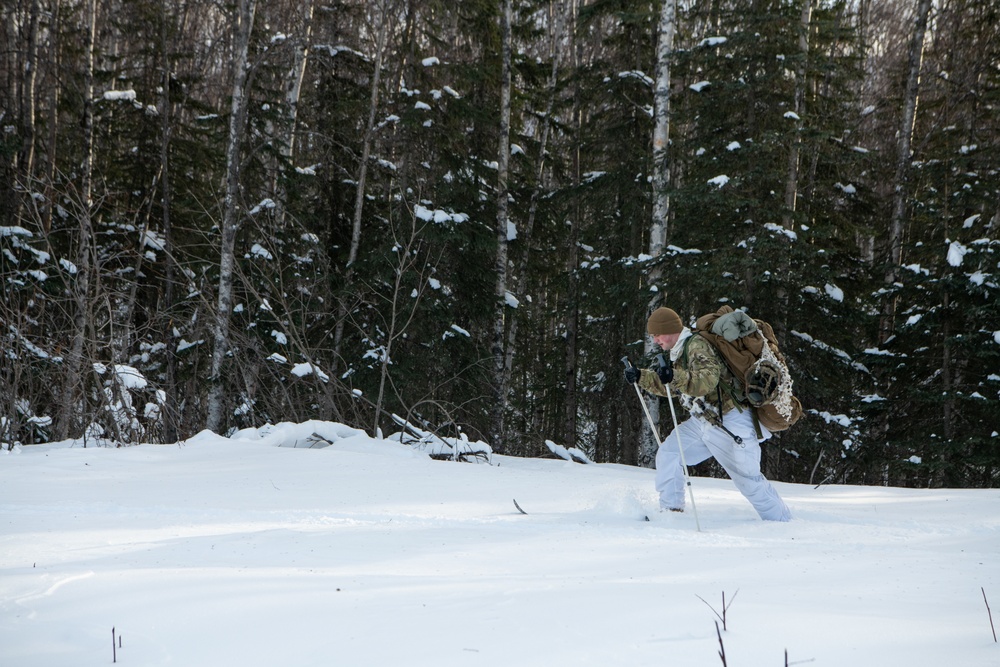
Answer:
[
  {"left": 284, "top": 0, "right": 314, "bottom": 161},
  {"left": 639, "top": 0, "right": 677, "bottom": 467},
  {"left": 489, "top": 0, "right": 513, "bottom": 452},
  {"left": 41, "top": 0, "right": 62, "bottom": 234},
  {"left": 58, "top": 0, "right": 98, "bottom": 440},
  {"left": 332, "top": 0, "right": 392, "bottom": 372},
  {"left": 157, "top": 0, "right": 179, "bottom": 442},
  {"left": 17, "top": 0, "right": 42, "bottom": 203},
  {"left": 206, "top": 0, "right": 258, "bottom": 433},
  {"left": 783, "top": 0, "right": 813, "bottom": 230},
  {"left": 562, "top": 0, "right": 581, "bottom": 449},
  {"left": 775, "top": 0, "right": 813, "bottom": 344},
  {"left": 273, "top": 0, "right": 315, "bottom": 227},
  {"left": 879, "top": 0, "right": 932, "bottom": 343}
]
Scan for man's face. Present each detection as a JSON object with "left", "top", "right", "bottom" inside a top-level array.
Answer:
[{"left": 653, "top": 333, "right": 680, "bottom": 351}]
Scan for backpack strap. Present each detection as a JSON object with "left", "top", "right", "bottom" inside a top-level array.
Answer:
[
  {"left": 717, "top": 373, "right": 746, "bottom": 411},
  {"left": 679, "top": 332, "right": 696, "bottom": 367},
  {"left": 750, "top": 407, "right": 764, "bottom": 441},
  {"left": 715, "top": 385, "right": 745, "bottom": 446}
]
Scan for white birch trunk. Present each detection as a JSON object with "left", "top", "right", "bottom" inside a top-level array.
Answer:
[
  {"left": 284, "top": 0, "right": 314, "bottom": 162},
  {"left": 783, "top": 0, "right": 812, "bottom": 229},
  {"left": 59, "top": 0, "right": 98, "bottom": 440},
  {"left": 879, "top": 0, "right": 932, "bottom": 343},
  {"left": 640, "top": 0, "right": 676, "bottom": 467},
  {"left": 776, "top": 0, "right": 813, "bottom": 344},
  {"left": 649, "top": 0, "right": 675, "bottom": 263},
  {"left": 332, "top": 0, "right": 390, "bottom": 370},
  {"left": 206, "top": 0, "right": 257, "bottom": 433},
  {"left": 274, "top": 0, "right": 315, "bottom": 227},
  {"left": 489, "top": 0, "right": 513, "bottom": 452},
  {"left": 42, "top": 1, "right": 62, "bottom": 234},
  {"left": 561, "top": 0, "right": 580, "bottom": 448},
  {"left": 158, "top": 0, "right": 178, "bottom": 443},
  {"left": 19, "top": 0, "right": 41, "bottom": 183}
]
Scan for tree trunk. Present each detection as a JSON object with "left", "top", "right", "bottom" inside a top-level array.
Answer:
[
  {"left": 284, "top": 0, "right": 313, "bottom": 160},
  {"left": 489, "top": 0, "right": 513, "bottom": 453},
  {"left": 776, "top": 0, "right": 813, "bottom": 343},
  {"left": 563, "top": 0, "right": 582, "bottom": 450},
  {"left": 17, "top": 0, "right": 41, "bottom": 194},
  {"left": 782, "top": 0, "right": 812, "bottom": 230},
  {"left": 564, "top": 174, "right": 580, "bottom": 448},
  {"left": 274, "top": 0, "right": 315, "bottom": 228},
  {"left": 939, "top": 289, "right": 956, "bottom": 485},
  {"left": 640, "top": 0, "right": 677, "bottom": 467},
  {"left": 159, "top": 0, "right": 179, "bottom": 442},
  {"left": 58, "top": 0, "right": 98, "bottom": 441},
  {"left": 42, "top": 0, "right": 62, "bottom": 235},
  {"left": 332, "top": 0, "right": 391, "bottom": 372},
  {"left": 498, "top": 0, "right": 570, "bottom": 447},
  {"left": 2, "top": 3, "right": 18, "bottom": 199},
  {"left": 206, "top": 0, "right": 257, "bottom": 433},
  {"left": 650, "top": 0, "right": 675, "bottom": 255},
  {"left": 879, "top": 0, "right": 932, "bottom": 344}
]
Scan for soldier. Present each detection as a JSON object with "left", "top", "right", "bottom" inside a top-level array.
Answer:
[{"left": 625, "top": 307, "right": 791, "bottom": 521}]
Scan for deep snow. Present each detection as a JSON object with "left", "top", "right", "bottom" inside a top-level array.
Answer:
[{"left": 2, "top": 420, "right": 998, "bottom": 666}]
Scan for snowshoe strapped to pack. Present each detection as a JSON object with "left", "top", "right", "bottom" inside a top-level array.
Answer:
[{"left": 692, "top": 306, "right": 802, "bottom": 433}]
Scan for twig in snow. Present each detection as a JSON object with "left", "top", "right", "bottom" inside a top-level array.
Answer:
[
  {"left": 985, "top": 587, "right": 997, "bottom": 642},
  {"left": 785, "top": 647, "right": 817, "bottom": 666},
  {"left": 697, "top": 589, "right": 739, "bottom": 631},
  {"left": 715, "top": 621, "right": 727, "bottom": 666}
]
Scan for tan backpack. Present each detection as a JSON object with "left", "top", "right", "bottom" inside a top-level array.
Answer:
[{"left": 691, "top": 306, "right": 803, "bottom": 433}]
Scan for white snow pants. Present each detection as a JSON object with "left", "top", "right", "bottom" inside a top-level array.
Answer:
[{"left": 655, "top": 408, "right": 791, "bottom": 522}]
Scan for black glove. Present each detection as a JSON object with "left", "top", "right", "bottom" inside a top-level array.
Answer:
[
  {"left": 655, "top": 355, "right": 673, "bottom": 384},
  {"left": 624, "top": 365, "right": 641, "bottom": 385}
]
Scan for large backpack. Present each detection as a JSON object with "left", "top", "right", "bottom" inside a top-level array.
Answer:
[{"left": 690, "top": 305, "right": 803, "bottom": 433}]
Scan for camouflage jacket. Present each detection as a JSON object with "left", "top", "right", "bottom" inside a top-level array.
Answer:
[{"left": 638, "top": 334, "right": 745, "bottom": 421}]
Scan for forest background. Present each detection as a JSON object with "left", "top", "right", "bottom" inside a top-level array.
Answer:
[{"left": 1, "top": 0, "right": 998, "bottom": 489}]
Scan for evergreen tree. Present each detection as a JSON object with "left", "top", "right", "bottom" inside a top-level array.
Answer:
[{"left": 858, "top": 0, "right": 1000, "bottom": 488}]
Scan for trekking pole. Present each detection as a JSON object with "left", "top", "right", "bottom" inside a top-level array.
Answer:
[{"left": 622, "top": 356, "right": 702, "bottom": 531}]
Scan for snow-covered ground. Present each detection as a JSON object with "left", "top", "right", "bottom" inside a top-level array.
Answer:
[{"left": 2, "top": 421, "right": 998, "bottom": 666}]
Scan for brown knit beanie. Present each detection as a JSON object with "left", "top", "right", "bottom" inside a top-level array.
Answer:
[{"left": 646, "top": 307, "right": 684, "bottom": 335}]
